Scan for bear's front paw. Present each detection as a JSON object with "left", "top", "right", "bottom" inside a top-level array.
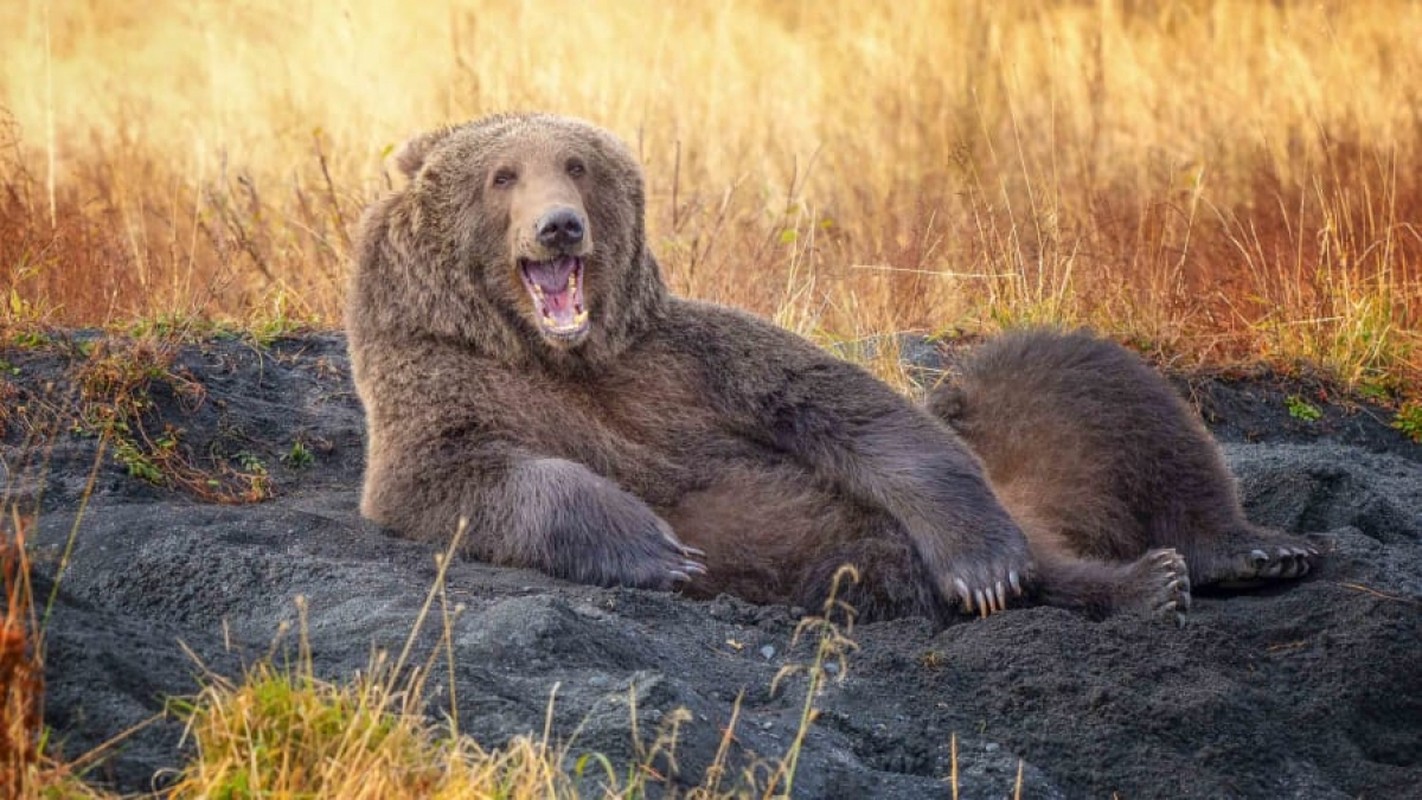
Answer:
[
  {"left": 550, "top": 486, "right": 706, "bottom": 591},
  {"left": 934, "top": 538, "right": 1033, "bottom": 618},
  {"left": 945, "top": 561, "right": 1028, "bottom": 618}
]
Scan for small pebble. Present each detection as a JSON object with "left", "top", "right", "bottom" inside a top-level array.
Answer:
[
  {"left": 760, "top": 645, "right": 776, "bottom": 660},
  {"left": 985, "top": 742, "right": 1000, "bottom": 753}
]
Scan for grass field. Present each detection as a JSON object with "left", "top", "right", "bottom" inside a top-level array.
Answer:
[
  {"left": 2, "top": 0, "right": 1421, "bottom": 795},
  {"left": 2, "top": 0, "right": 1419, "bottom": 389}
]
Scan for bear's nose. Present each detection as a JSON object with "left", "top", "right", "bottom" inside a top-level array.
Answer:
[{"left": 535, "top": 207, "right": 586, "bottom": 251}]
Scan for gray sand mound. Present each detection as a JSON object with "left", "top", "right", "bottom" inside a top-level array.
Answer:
[{"left": 3, "top": 332, "right": 1419, "bottom": 798}]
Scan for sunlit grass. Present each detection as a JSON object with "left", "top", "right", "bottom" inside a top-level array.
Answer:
[{"left": 0, "top": 0, "right": 1417, "bottom": 390}]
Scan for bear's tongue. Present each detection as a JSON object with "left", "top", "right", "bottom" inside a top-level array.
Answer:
[{"left": 522, "top": 256, "right": 586, "bottom": 331}]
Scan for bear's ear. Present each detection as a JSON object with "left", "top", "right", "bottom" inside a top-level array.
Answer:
[{"left": 394, "top": 126, "right": 457, "bottom": 179}]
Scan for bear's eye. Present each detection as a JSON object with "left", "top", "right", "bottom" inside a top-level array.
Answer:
[
  {"left": 491, "top": 168, "right": 518, "bottom": 188},
  {"left": 565, "top": 159, "right": 586, "bottom": 178}
]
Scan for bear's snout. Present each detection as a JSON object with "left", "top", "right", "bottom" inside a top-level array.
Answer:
[{"left": 535, "top": 207, "right": 586, "bottom": 252}]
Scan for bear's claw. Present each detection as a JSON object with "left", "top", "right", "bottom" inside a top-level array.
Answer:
[
  {"left": 1195, "top": 527, "right": 1321, "bottom": 587},
  {"left": 1232, "top": 544, "right": 1317, "bottom": 582},
  {"left": 955, "top": 572, "right": 1025, "bottom": 617},
  {"left": 1148, "top": 548, "right": 1192, "bottom": 626}
]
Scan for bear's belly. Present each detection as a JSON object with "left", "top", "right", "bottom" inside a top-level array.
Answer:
[{"left": 656, "top": 458, "right": 884, "bottom": 604}]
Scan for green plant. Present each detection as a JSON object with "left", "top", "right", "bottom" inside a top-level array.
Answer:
[
  {"left": 1357, "top": 381, "right": 1393, "bottom": 403},
  {"left": 11, "top": 330, "right": 49, "bottom": 348},
  {"left": 247, "top": 287, "right": 309, "bottom": 347},
  {"left": 113, "top": 428, "right": 164, "bottom": 484},
  {"left": 281, "top": 441, "right": 314, "bottom": 469},
  {"left": 235, "top": 451, "right": 267, "bottom": 475},
  {"left": 1392, "top": 401, "right": 1422, "bottom": 443},
  {"left": 71, "top": 339, "right": 269, "bottom": 503},
  {"left": 128, "top": 313, "right": 239, "bottom": 343},
  {"left": 1285, "top": 395, "right": 1322, "bottom": 422}
]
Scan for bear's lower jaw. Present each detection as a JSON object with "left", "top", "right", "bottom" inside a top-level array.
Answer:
[
  {"left": 535, "top": 314, "right": 591, "bottom": 347},
  {"left": 520, "top": 256, "right": 590, "bottom": 344}
]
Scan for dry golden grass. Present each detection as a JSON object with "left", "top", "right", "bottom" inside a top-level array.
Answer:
[
  {"left": 0, "top": 517, "right": 870, "bottom": 799},
  {"left": 1, "top": 0, "right": 1419, "bottom": 389},
  {"left": 161, "top": 546, "right": 868, "bottom": 799},
  {"left": 167, "top": 631, "right": 591, "bottom": 799}
]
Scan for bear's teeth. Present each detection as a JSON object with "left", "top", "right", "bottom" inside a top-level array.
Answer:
[{"left": 539, "top": 310, "right": 589, "bottom": 332}]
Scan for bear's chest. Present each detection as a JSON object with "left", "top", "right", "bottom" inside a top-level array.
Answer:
[{"left": 479, "top": 363, "right": 769, "bottom": 505}]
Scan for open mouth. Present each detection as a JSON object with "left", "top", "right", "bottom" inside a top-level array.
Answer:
[{"left": 519, "top": 255, "right": 589, "bottom": 340}]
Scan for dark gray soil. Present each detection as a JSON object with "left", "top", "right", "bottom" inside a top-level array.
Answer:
[{"left": 3, "top": 331, "right": 1419, "bottom": 798}]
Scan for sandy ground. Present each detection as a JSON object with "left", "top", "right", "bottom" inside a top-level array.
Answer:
[{"left": 3, "top": 331, "right": 1419, "bottom": 798}]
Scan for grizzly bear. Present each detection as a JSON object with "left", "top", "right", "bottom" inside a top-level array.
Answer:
[
  {"left": 345, "top": 113, "right": 1184, "bottom": 622},
  {"left": 929, "top": 328, "right": 1320, "bottom": 613}
]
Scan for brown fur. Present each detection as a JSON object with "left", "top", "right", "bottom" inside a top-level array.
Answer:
[
  {"left": 929, "top": 328, "right": 1320, "bottom": 619},
  {"left": 346, "top": 113, "right": 1032, "bottom": 622}
]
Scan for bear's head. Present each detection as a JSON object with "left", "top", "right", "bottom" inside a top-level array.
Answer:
[{"left": 352, "top": 114, "right": 667, "bottom": 364}]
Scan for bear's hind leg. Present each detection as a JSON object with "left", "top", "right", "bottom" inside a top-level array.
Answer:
[
  {"left": 1165, "top": 520, "right": 1321, "bottom": 588},
  {"left": 1033, "top": 545, "right": 1192, "bottom": 624}
]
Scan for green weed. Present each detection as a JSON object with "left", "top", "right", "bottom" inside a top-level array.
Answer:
[
  {"left": 1392, "top": 401, "right": 1422, "bottom": 443},
  {"left": 1285, "top": 395, "right": 1323, "bottom": 422},
  {"left": 281, "top": 441, "right": 315, "bottom": 470}
]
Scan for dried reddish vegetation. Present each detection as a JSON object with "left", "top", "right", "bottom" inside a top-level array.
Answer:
[
  {"left": 2, "top": 515, "right": 42, "bottom": 794},
  {"left": 2, "top": 2, "right": 1420, "bottom": 392}
]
